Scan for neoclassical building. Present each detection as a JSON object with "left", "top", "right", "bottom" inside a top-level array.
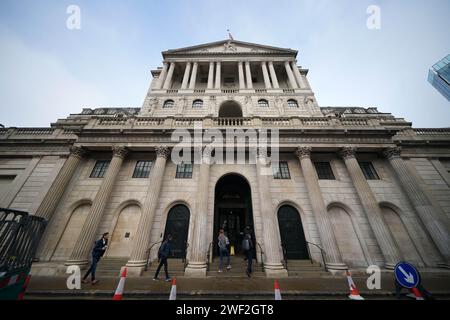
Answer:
[{"left": 1, "top": 39, "right": 450, "bottom": 277}]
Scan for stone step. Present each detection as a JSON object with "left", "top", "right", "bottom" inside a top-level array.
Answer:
[{"left": 285, "top": 260, "right": 322, "bottom": 267}]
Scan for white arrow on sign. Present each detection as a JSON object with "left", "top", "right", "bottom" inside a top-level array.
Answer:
[{"left": 398, "top": 266, "right": 415, "bottom": 284}]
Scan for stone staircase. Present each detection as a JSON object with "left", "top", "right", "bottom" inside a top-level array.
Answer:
[
  {"left": 144, "top": 258, "right": 187, "bottom": 278},
  {"left": 95, "top": 258, "right": 128, "bottom": 277},
  {"left": 207, "top": 256, "right": 265, "bottom": 278},
  {"left": 285, "top": 260, "right": 329, "bottom": 277}
]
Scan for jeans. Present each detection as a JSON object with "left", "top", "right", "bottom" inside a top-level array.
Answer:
[
  {"left": 154, "top": 257, "right": 169, "bottom": 279},
  {"left": 83, "top": 256, "right": 100, "bottom": 281},
  {"left": 245, "top": 250, "right": 253, "bottom": 274},
  {"left": 219, "top": 247, "right": 230, "bottom": 270}
]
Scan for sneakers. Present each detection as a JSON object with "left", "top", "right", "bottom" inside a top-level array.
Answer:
[
  {"left": 246, "top": 271, "right": 251, "bottom": 278},
  {"left": 91, "top": 280, "right": 99, "bottom": 285},
  {"left": 153, "top": 277, "right": 158, "bottom": 281},
  {"left": 165, "top": 277, "right": 172, "bottom": 282},
  {"left": 218, "top": 269, "right": 223, "bottom": 273},
  {"left": 226, "top": 265, "right": 231, "bottom": 270}
]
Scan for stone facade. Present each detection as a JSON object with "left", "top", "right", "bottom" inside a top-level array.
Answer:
[{"left": 1, "top": 39, "right": 450, "bottom": 277}]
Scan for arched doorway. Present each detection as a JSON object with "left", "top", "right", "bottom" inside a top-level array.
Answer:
[
  {"left": 214, "top": 174, "right": 254, "bottom": 256},
  {"left": 163, "top": 204, "right": 190, "bottom": 259},
  {"left": 107, "top": 204, "right": 142, "bottom": 258},
  {"left": 277, "top": 205, "right": 309, "bottom": 260},
  {"left": 218, "top": 100, "right": 243, "bottom": 117},
  {"left": 52, "top": 203, "right": 90, "bottom": 261}
]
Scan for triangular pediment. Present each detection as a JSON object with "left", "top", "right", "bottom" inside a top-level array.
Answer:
[{"left": 163, "top": 40, "right": 297, "bottom": 56}]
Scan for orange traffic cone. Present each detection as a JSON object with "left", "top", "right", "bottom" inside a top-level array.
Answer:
[
  {"left": 409, "top": 287, "right": 424, "bottom": 300},
  {"left": 274, "top": 279, "right": 282, "bottom": 300},
  {"left": 346, "top": 270, "right": 364, "bottom": 300},
  {"left": 112, "top": 267, "right": 127, "bottom": 300},
  {"left": 17, "top": 274, "right": 31, "bottom": 300},
  {"left": 169, "top": 277, "right": 177, "bottom": 300}
]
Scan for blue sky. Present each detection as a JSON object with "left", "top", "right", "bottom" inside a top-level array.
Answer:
[{"left": 0, "top": 0, "right": 449, "bottom": 127}]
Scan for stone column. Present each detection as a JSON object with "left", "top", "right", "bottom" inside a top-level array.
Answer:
[
  {"left": 261, "top": 61, "right": 272, "bottom": 89},
  {"left": 215, "top": 61, "right": 221, "bottom": 89},
  {"left": 67, "top": 146, "right": 128, "bottom": 266},
  {"left": 291, "top": 60, "right": 306, "bottom": 89},
  {"left": 256, "top": 148, "right": 288, "bottom": 277},
  {"left": 245, "top": 61, "right": 253, "bottom": 89},
  {"left": 295, "top": 147, "right": 347, "bottom": 270},
  {"left": 207, "top": 61, "right": 214, "bottom": 89},
  {"left": 339, "top": 146, "right": 401, "bottom": 269},
  {"left": 181, "top": 62, "right": 191, "bottom": 89},
  {"left": 284, "top": 61, "right": 298, "bottom": 89},
  {"left": 158, "top": 61, "right": 169, "bottom": 89},
  {"left": 185, "top": 146, "right": 212, "bottom": 277},
  {"left": 383, "top": 147, "right": 450, "bottom": 265},
  {"left": 162, "top": 62, "right": 175, "bottom": 90},
  {"left": 35, "top": 146, "right": 86, "bottom": 220},
  {"left": 126, "top": 146, "right": 170, "bottom": 275},
  {"left": 268, "top": 61, "right": 280, "bottom": 89},
  {"left": 238, "top": 61, "right": 245, "bottom": 90},
  {"left": 188, "top": 62, "right": 198, "bottom": 90}
]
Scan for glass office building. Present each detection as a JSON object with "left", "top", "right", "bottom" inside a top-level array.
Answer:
[{"left": 428, "top": 54, "right": 450, "bottom": 101}]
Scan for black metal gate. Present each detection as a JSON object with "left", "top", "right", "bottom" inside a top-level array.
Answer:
[{"left": 277, "top": 205, "right": 309, "bottom": 260}]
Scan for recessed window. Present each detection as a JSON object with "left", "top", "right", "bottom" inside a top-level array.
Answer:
[
  {"left": 133, "top": 160, "right": 152, "bottom": 178},
  {"left": 273, "top": 162, "right": 291, "bottom": 179},
  {"left": 175, "top": 162, "right": 193, "bottom": 179},
  {"left": 163, "top": 99, "right": 174, "bottom": 108},
  {"left": 0, "top": 175, "right": 16, "bottom": 184},
  {"left": 90, "top": 160, "right": 110, "bottom": 178},
  {"left": 359, "top": 162, "right": 380, "bottom": 180},
  {"left": 258, "top": 99, "right": 269, "bottom": 108},
  {"left": 192, "top": 99, "right": 203, "bottom": 108},
  {"left": 314, "top": 162, "right": 335, "bottom": 180},
  {"left": 287, "top": 99, "right": 299, "bottom": 108}
]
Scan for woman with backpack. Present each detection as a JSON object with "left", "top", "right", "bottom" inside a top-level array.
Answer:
[{"left": 218, "top": 229, "right": 231, "bottom": 272}]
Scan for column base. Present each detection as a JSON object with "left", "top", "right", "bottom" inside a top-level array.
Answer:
[
  {"left": 264, "top": 263, "right": 288, "bottom": 278},
  {"left": 437, "top": 263, "right": 450, "bottom": 269},
  {"left": 384, "top": 262, "right": 397, "bottom": 270},
  {"left": 125, "top": 260, "right": 147, "bottom": 276},
  {"left": 65, "top": 259, "right": 88, "bottom": 267},
  {"left": 184, "top": 261, "right": 207, "bottom": 277},
  {"left": 325, "top": 262, "right": 348, "bottom": 271}
]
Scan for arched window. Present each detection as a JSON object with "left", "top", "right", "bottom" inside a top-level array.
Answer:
[
  {"left": 163, "top": 99, "right": 174, "bottom": 108},
  {"left": 287, "top": 99, "right": 298, "bottom": 108},
  {"left": 258, "top": 99, "right": 269, "bottom": 108},
  {"left": 192, "top": 99, "right": 203, "bottom": 108}
]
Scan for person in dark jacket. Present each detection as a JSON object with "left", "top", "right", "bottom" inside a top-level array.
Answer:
[
  {"left": 153, "top": 234, "right": 173, "bottom": 281},
  {"left": 82, "top": 232, "right": 109, "bottom": 285},
  {"left": 242, "top": 233, "right": 254, "bottom": 277}
]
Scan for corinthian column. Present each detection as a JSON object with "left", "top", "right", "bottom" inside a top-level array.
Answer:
[
  {"left": 215, "top": 61, "right": 221, "bottom": 89},
  {"left": 245, "top": 61, "right": 253, "bottom": 89},
  {"left": 261, "top": 61, "right": 272, "bottom": 89},
  {"left": 339, "top": 146, "right": 401, "bottom": 269},
  {"left": 268, "top": 61, "right": 279, "bottom": 89},
  {"left": 207, "top": 61, "right": 214, "bottom": 89},
  {"left": 189, "top": 62, "right": 198, "bottom": 90},
  {"left": 163, "top": 62, "right": 175, "bottom": 90},
  {"left": 67, "top": 146, "right": 128, "bottom": 266},
  {"left": 238, "top": 61, "right": 245, "bottom": 90},
  {"left": 127, "top": 146, "right": 170, "bottom": 275},
  {"left": 181, "top": 62, "right": 191, "bottom": 89},
  {"left": 185, "top": 146, "right": 212, "bottom": 277},
  {"left": 35, "top": 146, "right": 86, "bottom": 220},
  {"left": 284, "top": 61, "right": 298, "bottom": 89},
  {"left": 295, "top": 147, "right": 347, "bottom": 270},
  {"left": 256, "top": 148, "right": 288, "bottom": 277},
  {"left": 158, "top": 61, "right": 169, "bottom": 89},
  {"left": 291, "top": 60, "right": 306, "bottom": 89},
  {"left": 383, "top": 146, "right": 450, "bottom": 265}
]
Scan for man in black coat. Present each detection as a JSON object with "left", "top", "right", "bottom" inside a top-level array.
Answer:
[
  {"left": 153, "top": 234, "right": 173, "bottom": 281},
  {"left": 82, "top": 232, "right": 109, "bottom": 285}
]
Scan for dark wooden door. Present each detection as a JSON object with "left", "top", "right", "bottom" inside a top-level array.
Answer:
[
  {"left": 163, "top": 205, "right": 190, "bottom": 259},
  {"left": 277, "top": 205, "right": 309, "bottom": 259}
]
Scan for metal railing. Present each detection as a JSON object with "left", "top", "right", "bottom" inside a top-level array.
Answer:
[
  {"left": 206, "top": 241, "right": 214, "bottom": 271},
  {"left": 256, "top": 242, "right": 264, "bottom": 272},
  {"left": 0, "top": 208, "right": 47, "bottom": 273},
  {"left": 183, "top": 241, "right": 189, "bottom": 271},
  {"left": 144, "top": 240, "right": 162, "bottom": 271},
  {"left": 306, "top": 241, "right": 327, "bottom": 272}
]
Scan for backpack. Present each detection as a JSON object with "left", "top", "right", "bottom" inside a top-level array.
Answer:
[{"left": 242, "top": 238, "right": 251, "bottom": 251}]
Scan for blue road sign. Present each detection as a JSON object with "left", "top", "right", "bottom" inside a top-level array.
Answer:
[{"left": 394, "top": 262, "right": 420, "bottom": 289}]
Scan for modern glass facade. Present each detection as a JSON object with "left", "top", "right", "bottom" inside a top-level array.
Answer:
[{"left": 428, "top": 54, "right": 450, "bottom": 101}]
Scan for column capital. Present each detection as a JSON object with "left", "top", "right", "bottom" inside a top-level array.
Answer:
[
  {"left": 202, "top": 145, "right": 214, "bottom": 160},
  {"left": 339, "top": 146, "right": 357, "bottom": 160},
  {"left": 155, "top": 145, "right": 170, "bottom": 159},
  {"left": 112, "top": 146, "right": 129, "bottom": 159},
  {"left": 295, "top": 146, "right": 312, "bottom": 159},
  {"left": 69, "top": 146, "right": 87, "bottom": 159},
  {"left": 382, "top": 146, "right": 402, "bottom": 160}
]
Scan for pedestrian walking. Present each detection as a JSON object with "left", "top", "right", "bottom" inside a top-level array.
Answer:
[
  {"left": 242, "top": 233, "right": 254, "bottom": 277},
  {"left": 218, "top": 229, "right": 231, "bottom": 272},
  {"left": 153, "top": 234, "right": 173, "bottom": 282},
  {"left": 82, "top": 232, "right": 109, "bottom": 285}
]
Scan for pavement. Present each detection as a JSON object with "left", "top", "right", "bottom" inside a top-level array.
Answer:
[{"left": 25, "top": 269, "right": 450, "bottom": 300}]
